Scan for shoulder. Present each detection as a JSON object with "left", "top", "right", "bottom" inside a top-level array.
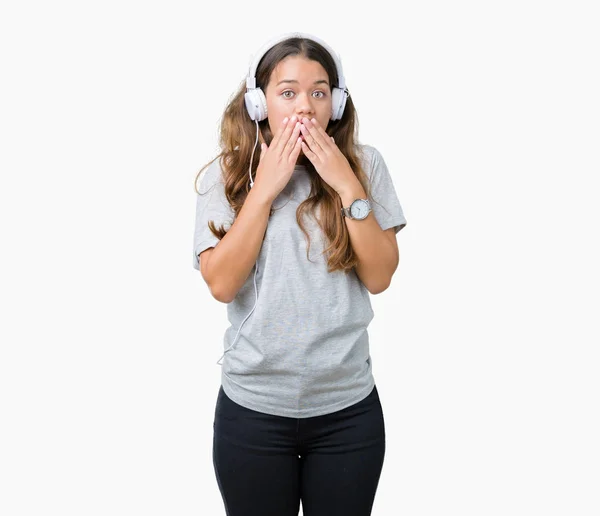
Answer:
[
  {"left": 198, "top": 155, "right": 226, "bottom": 191},
  {"left": 355, "top": 143, "right": 384, "bottom": 180}
]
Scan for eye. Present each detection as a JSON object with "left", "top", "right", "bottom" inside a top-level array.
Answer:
[{"left": 281, "top": 90, "right": 327, "bottom": 99}]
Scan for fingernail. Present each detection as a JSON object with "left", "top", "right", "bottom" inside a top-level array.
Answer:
[{"left": 283, "top": 117, "right": 289, "bottom": 124}]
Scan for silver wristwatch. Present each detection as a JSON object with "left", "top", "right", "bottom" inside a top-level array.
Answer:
[{"left": 341, "top": 198, "right": 371, "bottom": 220}]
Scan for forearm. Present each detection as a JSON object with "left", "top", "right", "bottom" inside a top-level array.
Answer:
[
  {"left": 204, "top": 187, "right": 273, "bottom": 303},
  {"left": 339, "top": 182, "right": 399, "bottom": 294}
]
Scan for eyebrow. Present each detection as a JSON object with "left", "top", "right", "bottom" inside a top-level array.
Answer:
[{"left": 276, "top": 79, "right": 330, "bottom": 87}]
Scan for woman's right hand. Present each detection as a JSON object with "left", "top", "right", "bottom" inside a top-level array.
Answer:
[{"left": 252, "top": 115, "right": 303, "bottom": 203}]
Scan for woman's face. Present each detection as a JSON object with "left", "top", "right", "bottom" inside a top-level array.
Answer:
[{"left": 264, "top": 55, "right": 332, "bottom": 160}]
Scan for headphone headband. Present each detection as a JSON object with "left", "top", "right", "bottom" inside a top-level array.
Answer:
[{"left": 246, "top": 32, "right": 346, "bottom": 91}]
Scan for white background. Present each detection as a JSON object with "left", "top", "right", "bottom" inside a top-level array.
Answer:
[{"left": 1, "top": 1, "right": 599, "bottom": 515}]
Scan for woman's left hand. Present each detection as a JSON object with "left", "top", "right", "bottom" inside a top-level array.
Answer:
[{"left": 299, "top": 117, "right": 358, "bottom": 195}]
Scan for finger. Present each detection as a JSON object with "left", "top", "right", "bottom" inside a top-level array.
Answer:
[
  {"left": 284, "top": 121, "right": 302, "bottom": 157},
  {"left": 274, "top": 117, "right": 298, "bottom": 154},
  {"left": 269, "top": 116, "right": 291, "bottom": 149},
  {"left": 311, "top": 120, "right": 332, "bottom": 150},
  {"left": 309, "top": 118, "right": 332, "bottom": 151},
  {"left": 300, "top": 140, "right": 317, "bottom": 162},
  {"left": 288, "top": 135, "right": 303, "bottom": 163},
  {"left": 258, "top": 143, "right": 267, "bottom": 161},
  {"left": 299, "top": 123, "right": 324, "bottom": 160}
]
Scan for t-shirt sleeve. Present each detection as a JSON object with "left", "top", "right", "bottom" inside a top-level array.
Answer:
[
  {"left": 192, "top": 158, "right": 236, "bottom": 271},
  {"left": 366, "top": 146, "right": 408, "bottom": 234}
]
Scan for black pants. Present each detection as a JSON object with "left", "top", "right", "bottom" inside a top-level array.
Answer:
[{"left": 212, "top": 385, "right": 386, "bottom": 516}]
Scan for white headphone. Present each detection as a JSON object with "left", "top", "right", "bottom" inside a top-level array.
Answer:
[{"left": 244, "top": 31, "right": 349, "bottom": 122}]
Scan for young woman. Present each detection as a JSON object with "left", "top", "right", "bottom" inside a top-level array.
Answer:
[{"left": 192, "top": 31, "right": 407, "bottom": 516}]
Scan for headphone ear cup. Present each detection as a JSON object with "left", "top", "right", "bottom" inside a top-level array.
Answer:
[
  {"left": 330, "top": 87, "right": 347, "bottom": 121},
  {"left": 244, "top": 88, "right": 268, "bottom": 121}
]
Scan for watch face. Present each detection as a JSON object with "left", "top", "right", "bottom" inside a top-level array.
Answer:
[{"left": 350, "top": 199, "right": 370, "bottom": 219}]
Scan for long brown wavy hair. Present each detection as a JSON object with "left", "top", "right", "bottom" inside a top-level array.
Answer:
[{"left": 194, "top": 36, "right": 373, "bottom": 273}]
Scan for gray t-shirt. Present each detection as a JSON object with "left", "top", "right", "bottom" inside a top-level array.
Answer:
[{"left": 192, "top": 144, "right": 407, "bottom": 418}]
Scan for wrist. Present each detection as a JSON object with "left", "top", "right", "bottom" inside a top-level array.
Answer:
[
  {"left": 247, "top": 183, "right": 274, "bottom": 209},
  {"left": 337, "top": 181, "right": 367, "bottom": 208}
]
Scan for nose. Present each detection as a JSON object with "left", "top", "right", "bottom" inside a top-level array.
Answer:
[{"left": 294, "top": 91, "right": 315, "bottom": 118}]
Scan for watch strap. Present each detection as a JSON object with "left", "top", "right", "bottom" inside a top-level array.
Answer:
[{"left": 341, "top": 206, "right": 353, "bottom": 218}]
